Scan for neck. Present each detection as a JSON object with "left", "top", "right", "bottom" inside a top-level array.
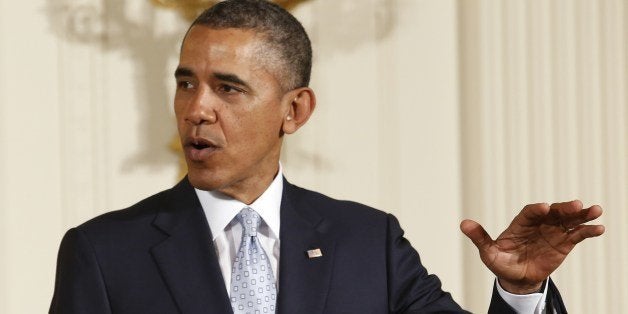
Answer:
[{"left": 218, "top": 164, "right": 280, "bottom": 205}]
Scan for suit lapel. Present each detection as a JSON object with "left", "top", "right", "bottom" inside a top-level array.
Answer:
[
  {"left": 277, "top": 181, "right": 336, "bottom": 314},
  {"left": 150, "top": 178, "right": 233, "bottom": 314}
]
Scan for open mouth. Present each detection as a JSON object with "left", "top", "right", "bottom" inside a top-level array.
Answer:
[
  {"left": 192, "top": 142, "right": 212, "bottom": 150},
  {"left": 185, "top": 137, "right": 220, "bottom": 161},
  {"left": 187, "top": 137, "right": 217, "bottom": 149}
]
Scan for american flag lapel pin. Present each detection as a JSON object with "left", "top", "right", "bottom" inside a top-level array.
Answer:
[{"left": 307, "top": 248, "right": 323, "bottom": 259}]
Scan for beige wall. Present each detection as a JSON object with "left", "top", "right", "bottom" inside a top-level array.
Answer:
[
  {"left": 284, "top": 0, "right": 464, "bottom": 304},
  {"left": 0, "top": 0, "right": 625, "bottom": 313},
  {"left": 459, "top": 1, "right": 627, "bottom": 312}
]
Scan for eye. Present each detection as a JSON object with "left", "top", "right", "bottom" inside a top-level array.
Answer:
[
  {"left": 217, "top": 84, "right": 245, "bottom": 94},
  {"left": 177, "top": 80, "right": 194, "bottom": 90}
]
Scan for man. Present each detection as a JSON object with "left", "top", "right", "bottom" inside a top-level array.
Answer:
[{"left": 50, "top": 0, "right": 605, "bottom": 313}]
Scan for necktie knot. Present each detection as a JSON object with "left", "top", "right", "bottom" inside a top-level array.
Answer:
[{"left": 237, "top": 207, "right": 261, "bottom": 238}]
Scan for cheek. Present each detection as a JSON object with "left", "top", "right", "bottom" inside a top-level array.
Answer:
[
  {"left": 226, "top": 110, "right": 281, "bottom": 146},
  {"left": 173, "top": 90, "right": 194, "bottom": 117},
  {"left": 174, "top": 107, "right": 186, "bottom": 129},
  {"left": 173, "top": 100, "right": 184, "bottom": 119},
  {"left": 252, "top": 107, "right": 283, "bottom": 132}
]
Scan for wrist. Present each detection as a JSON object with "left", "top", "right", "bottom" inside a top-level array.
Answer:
[{"left": 497, "top": 278, "right": 544, "bottom": 295}]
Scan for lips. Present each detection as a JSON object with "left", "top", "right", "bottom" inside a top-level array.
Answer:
[{"left": 183, "top": 136, "right": 221, "bottom": 162}]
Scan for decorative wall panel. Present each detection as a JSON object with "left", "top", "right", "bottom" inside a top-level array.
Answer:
[{"left": 459, "top": 0, "right": 627, "bottom": 312}]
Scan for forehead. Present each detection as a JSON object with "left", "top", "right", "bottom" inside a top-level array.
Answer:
[
  {"left": 179, "top": 26, "right": 269, "bottom": 72},
  {"left": 182, "top": 26, "right": 258, "bottom": 55}
]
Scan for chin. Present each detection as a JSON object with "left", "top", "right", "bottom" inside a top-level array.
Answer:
[{"left": 186, "top": 168, "right": 225, "bottom": 192}]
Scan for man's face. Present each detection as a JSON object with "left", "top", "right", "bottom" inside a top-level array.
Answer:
[{"left": 174, "top": 26, "right": 290, "bottom": 202}]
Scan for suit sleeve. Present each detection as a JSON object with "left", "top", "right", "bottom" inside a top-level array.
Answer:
[
  {"left": 384, "top": 214, "right": 569, "bottom": 313},
  {"left": 488, "top": 278, "right": 568, "bottom": 314},
  {"left": 49, "top": 228, "right": 112, "bottom": 314},
  {"left": 385, "top": 214, "right": 469, "bottom": 313},
  {"left": 487, "top": 282, "right": 518, "bottom": 313}
]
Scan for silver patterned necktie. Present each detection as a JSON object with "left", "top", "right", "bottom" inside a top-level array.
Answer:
[{"left": 230, "top": 207, "right": 277, "bottom": 314}]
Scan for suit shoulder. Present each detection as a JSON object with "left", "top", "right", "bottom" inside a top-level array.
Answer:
[
  {"left": 76, "top": 187, "right": 172, "bottom": 233},
  {"left": 287, "top": 183, "right": 390, "bottom": 221}
]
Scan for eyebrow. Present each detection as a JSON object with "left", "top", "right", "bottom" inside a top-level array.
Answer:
[
  {"left": 174, "top": 67, "right": 194, "bottom": 78},
  {"left": 213, "top": 72, "right": 251, "bottom": 90},
  {"left": 174, "top": 67, "right": 252, "bottom": 90}
]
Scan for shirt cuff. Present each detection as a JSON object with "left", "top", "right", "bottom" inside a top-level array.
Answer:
[{"left": 495, "top": 278, "right": 548, "bottom": 314}]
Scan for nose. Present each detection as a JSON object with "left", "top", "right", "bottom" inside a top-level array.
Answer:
[{"left": 183, "top": 86, "right": 218, "bottom": 125}]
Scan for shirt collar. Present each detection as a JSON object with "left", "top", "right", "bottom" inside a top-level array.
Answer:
[{"left": 195, "top": 164, "right": 283, "bottom": 241}]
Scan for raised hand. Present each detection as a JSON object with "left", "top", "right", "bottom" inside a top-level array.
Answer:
[{"left": 460, "top": 200, "right": 605, "bottom": 294}]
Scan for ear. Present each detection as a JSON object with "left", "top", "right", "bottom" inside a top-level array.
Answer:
[{"left": 281, "top": 87, "right": 316, "bottom": 134}]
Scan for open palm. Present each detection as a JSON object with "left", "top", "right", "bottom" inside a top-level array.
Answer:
[{"left": 461, "top": 200, "right": 605, "bottom": 294}]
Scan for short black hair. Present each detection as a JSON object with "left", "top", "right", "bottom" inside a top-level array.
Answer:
[{"left": 189, "top": 0, "right": 312, "bottom": 91}]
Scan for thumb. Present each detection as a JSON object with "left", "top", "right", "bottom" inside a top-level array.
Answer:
[{"left": 460, "top": 219, "right": 493, "bottom": 251}]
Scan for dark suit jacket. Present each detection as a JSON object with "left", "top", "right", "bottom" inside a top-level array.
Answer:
[{"left": 50, "top": 178, "right": 564, "bottom": 313}]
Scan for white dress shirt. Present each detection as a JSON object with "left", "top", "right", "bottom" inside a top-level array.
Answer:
[
  {"left": 195, "top": 164, "right": 547, "bottom": 312},
  {"left": 496, "top": 278, "right": 549, "bottom": 313},
  {"left": 195, "top": 165, "right": 283, "bottom": 294}
]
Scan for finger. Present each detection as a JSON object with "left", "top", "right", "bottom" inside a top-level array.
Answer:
[
  {"left": 568, "top": 224, "right": 606, "bottom": 244},
  {"left": 562, "top": 205, "right": 604, "bottom": 229},
  {"left": 515, "top": 203, "right": 551, "bottom": 227},
  {"left": 550, "top": 199, "right": 584, "bottom": 215},
  {"left": 543, "top": 200, "right": 583, "bottom": 227},
  {"left": 460, "top": 219, "right": 493, "bottom": 251}
]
